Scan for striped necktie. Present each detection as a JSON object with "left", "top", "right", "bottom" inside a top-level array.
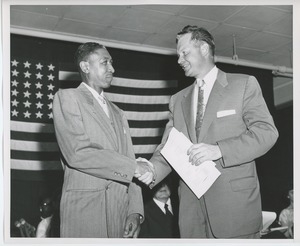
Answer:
[{"left": 195, "top": 80, "right": 204, "bottom": 140}]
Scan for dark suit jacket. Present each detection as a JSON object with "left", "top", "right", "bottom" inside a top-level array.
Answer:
[
  {"left": 139, "top": 199, "right": 179, "bottom": 238},
  {"left": 150, "top": 69, "right": 279, "bottom": 238},
  {"left": 53, "top": 83, "right": 143, "bottom": 238}
]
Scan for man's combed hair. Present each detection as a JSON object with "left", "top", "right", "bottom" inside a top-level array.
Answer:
[
  {"left": 176, "top": 25, "right": 215, "bottom": 56},
  {"left": 74, "top": 42, "right": 106, "bottom": 72}
]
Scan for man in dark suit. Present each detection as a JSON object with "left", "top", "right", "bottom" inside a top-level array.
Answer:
[
  {"left": 53, "top": 42, "right": 154, "bottom": 238},
  {"left": 139, "top": 177, "right": 179, "bottom": 238},
  {"left": 138, "top": 25, "right": 278, "bottom": 238}
]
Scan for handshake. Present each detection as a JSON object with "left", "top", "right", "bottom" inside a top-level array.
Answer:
[{"left": 134, "top": 157, "right": 155, "bottom": 186}]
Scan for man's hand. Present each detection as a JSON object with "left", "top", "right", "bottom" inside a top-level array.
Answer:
[
  {"left": 134, "top": 158, "right": 155, "bottom": 185},
  {"left": 123, "top": 213, "right": 141, "bottom": 238},
  {"left": 187, "top": 143, "right": 222, "bottom": 166}
]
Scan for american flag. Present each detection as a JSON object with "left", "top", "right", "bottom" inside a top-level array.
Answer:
[{"left": 10, "top": 57, "right": 177, "bottom": 171}]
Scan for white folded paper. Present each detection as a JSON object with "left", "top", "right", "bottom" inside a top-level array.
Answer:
[{"left": 160, "top": 127, "right": 221, "bottom": 199}]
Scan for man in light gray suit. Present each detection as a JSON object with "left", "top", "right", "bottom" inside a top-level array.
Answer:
[
  {"left": 53, "top": 42, "right": 153, "bottom": 238},
  {"left": 138, "top": 26, "right": 278, "bottom": 238}
]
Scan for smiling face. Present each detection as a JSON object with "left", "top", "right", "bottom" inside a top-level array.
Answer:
[
  {"left": 80, "top": 48, "right": 115, "bottom": 93},
  {"left": 177, "top": 33, "right": 213, "bottom": 79}
]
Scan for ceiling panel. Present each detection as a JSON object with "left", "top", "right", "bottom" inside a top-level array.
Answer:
[
  {"left": 55, "top": 19, "right": 108, "bottom": 38},
  {"left": 156, "top": 15, "right": 218, "bottom": 36},
  {"left": 10, "top": 9, "right": 59, "bottom": 31},
  {"left": 11, "top": 5, "right": 69, "bottom": 17},
  {"left": 272, "top": 42, "right": 293, "bottom": 55},
  {"left": 180, "top": 5, "right": 245, "bottom": 22},
  {"left": 264, "top": 14, "right": 292, "bottom": 36},
  {"left": 63, "top": 5, "right": 128, "bottom": 26},
  {"left": 132, "top": 5, "right": 185, "bottom": 15},
  {"left": 241, "top": 32, "right": 291, "bottom": 52},
  {"left": 144, "top": 33, "right": 176, "bottom": 48},
  {"left": 104, "top": 27, "right": 151, "bottom": 44},
  {"left": 113, "top": 7, "right": 172, "bottom": 33},
  {"left": 225, "top": 6, "right": 289, "bottom": 30},
  {"left": 211, "top": 24, "right": 257, "bottom": 53}
]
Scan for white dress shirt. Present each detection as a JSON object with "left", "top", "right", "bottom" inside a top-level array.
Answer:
[
  {"left": 193, "top": 66, "right": 218, "bottom": 126},
  {"left": 83, "top": 82, "right": 110, "bottom": 118},
  {"left": 153, "top": 198, "right": 173, "bottom": 215}
]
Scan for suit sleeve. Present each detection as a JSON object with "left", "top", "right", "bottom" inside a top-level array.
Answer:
[
  {"left": 53, "top": 90, "right": 137, "bottom": 183},
  {"left": 119, "top": 110, "right": 144, "bottom": 218},
  {"left": 149, "top": 96, "right": 174, "bottom": 186},
  {"left": 217, "top": 76, "right": 279, "bottom": 167}
]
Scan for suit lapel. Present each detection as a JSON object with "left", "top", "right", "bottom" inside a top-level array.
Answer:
[
  {"left": 182, "top": 85, "right": 197, "bottom": 144},
  {"left": 77, "top": 83, "right": 118, "bottom": 149},
  {"left": 198, "top": 70, "right": 228, "bottom": 142},
  {"left": 107, "top": 101, "right": 126, "bottom": 153}
]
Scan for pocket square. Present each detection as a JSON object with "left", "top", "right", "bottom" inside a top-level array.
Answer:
[{"left": 217, "top": 109, "right": 236, "bottom": 118}]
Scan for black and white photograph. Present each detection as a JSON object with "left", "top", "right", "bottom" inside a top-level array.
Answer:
[{"left": 1, "top": 0, "right": 299, "bottom": 245}]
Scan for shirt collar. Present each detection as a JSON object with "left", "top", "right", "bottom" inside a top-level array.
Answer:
[
  {"left": 153, "top": 198, "right": 171, "bottom": 211},
  {"left": 83, "top": 82, "right": 105, "bottom": 99},
  {"left": 197, "top": 65, "right": 218, "bottom": 87}
]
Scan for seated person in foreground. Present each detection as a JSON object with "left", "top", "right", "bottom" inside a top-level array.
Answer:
[{"left": 139, "top": 177, "right": 180, "bottom": 238}]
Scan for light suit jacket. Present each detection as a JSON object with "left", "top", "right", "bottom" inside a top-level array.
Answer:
[
  {"left": 150, "top": 69, "right": 278, "bottom": 238},
  {"left": 53, "top": 83, "right": 143, "bottom": 238}
]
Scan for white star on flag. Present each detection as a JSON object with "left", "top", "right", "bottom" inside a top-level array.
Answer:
[
  {"left": 47, "top": 83, "right": 55, "bottom": 90},
  {"left": 24, "top": 91, "right": 31, "bottom": 98},
  {"left": 11, "top": 80, "right": 19, "bottom": 87},
  {"left": 11, "top": 99, "right": 19, "bottom": 107},
  {"left": 35, "top": 82, "right": 43, "bottom": 89},
  {"left": 36, "top": 101, "right": 43, "bottom": 109},
  {"left": 47, "top": 93, "right": 54, "bottom": 100},
  {"left": 36, "top": 63, "right": 43, "bottom": 70},
  {"left": 12, "top": 89, "right": 19, "bottom": 96},
  {"left": 12, "top": 109, "right": 19, "bottom": 117},
  {"left": 47, "top": 74, "right": 55, "bottom": 81},
  {"left": 24, "top": 61, "right": 31, "bottom": 68},
  {"left": 48, "top": 64, "right": 55, "bottom": 71},
  {"left": 36, "top": 91, "right": 43, "bottom": 99},
  {"left": 24, "top": 81, "right": 31, "bottom": 88},
  {"left": 24, "top": 111, "right": 31, "bottom": 118},
  {"left": 48, "top": 102, "right": 53, "bottom": 110},
  {"left": 12, "top": 69, "right": 19, "bottom": 76},
  {"left": 11, "top": 60, "right": 19, "bottom": 66},
  {"left": 23, "top": 100, "right": 32, "bottom": 108},
  {"left": 36, "top": 72, "right": 43, "bottom": 79},
  {"left": 36, "top": 111, "right": 43, "bottom": 118},
  {"left": 24, "top": 71, "right": 31, "bottom": 78},
  {"left": 48, "top": 112, "right": 53, "bottom": 119}
]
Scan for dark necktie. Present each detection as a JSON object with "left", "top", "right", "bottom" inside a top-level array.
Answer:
[
  {"left": 195, "top": 82, "right": 204, "bottom": 140},
  {"left": 164, "top": 204, "right": 173, "bottom": 218}
]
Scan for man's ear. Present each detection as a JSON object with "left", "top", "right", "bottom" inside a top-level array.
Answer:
[
  {"left": 79, "top": 61, "right": 89, "bottom": 74},
  {"left": 200, "top": 42, "right": 209, "bottom": 56}
]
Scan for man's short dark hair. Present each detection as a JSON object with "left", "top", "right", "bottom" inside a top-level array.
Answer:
[
  {"left": 74, "top": 42, "right": 106, "bottom": 72},
  {"left": 176, "top": 25, "right": 215, "bottom": 56}
]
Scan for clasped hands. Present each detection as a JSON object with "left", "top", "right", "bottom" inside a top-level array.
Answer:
[{"left": 134, "top": 157, "right": 155, "bottom": 185}]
